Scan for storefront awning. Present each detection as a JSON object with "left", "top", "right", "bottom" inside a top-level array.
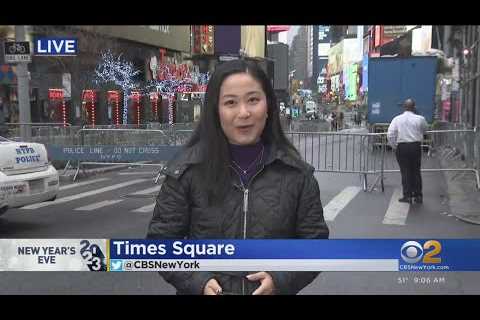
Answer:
[{"left": 0, "top": 65, "right": 17, "bottom": 85}]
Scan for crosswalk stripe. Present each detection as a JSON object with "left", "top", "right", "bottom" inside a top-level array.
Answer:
[
  {"left": 132, "top": 203, "right": 156, "bottom": 213},
  {"left": 60, "top": 178, "right": 110, "bottom": 191},
  {"left": 75, "top": 200, "right": 124, "bottom": 211},
  {"left": 118, "top": 172, "right": 155, "bottom": 176},
  {"left": 323, "top": 186, "right": 362, "bottom": 221},
  {"left": 130, "top": 186, "right": 161, "bottom": 196},
  {"left": 21, "top": 179, "right": 149, "bottom": 210},
  {"left": 383, "top": 188, "right": 410, "bottom": 225}
]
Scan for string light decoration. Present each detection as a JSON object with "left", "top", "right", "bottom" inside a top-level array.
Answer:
[
  {"left": 62, "top": 99, "right": 67, "bottom": 127},
  {"left": 149, "top": 92, "right": 159, "bottom": 121},
  {"left": 164, "top": 94, "right": 175, "bottom": 125},
  {"left": 90, "top": 91, "right": 96, "bottom": 127},
  {"left": 48, "top": 89, "right": 66, "bottom": 126},
  {"left": 131, "top": 91, "right": 141, "bottom": 126},
  {"left": 137, "top": 96, "right": 140, "bottom": 126},
  {"left": 115, "top": 95, "right": 120, "bottom": 125},
  {"left": 94, "top": 50, "right": 140, "bottom": 124},
  {"left": 144, "top": 63, "right": 209, "bottom": 125},
  {"left": 92, "top": 93, "right": 95, "bottom": 127},
  {"left": 83, "top": 90, "right": 96, "bottom": 127},
  {"left": 95, "top": 52, "right": 209, "bottom": 126}
]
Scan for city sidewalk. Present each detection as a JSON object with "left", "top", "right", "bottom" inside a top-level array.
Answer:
[{"left": 440, "top": 154, "right": 480, "bottom": 224}]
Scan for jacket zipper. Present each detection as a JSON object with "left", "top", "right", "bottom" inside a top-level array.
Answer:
[
  {"left": 242, "top": 188, "right": 249, "bottom": 296},
  {"left": 231, "top": 165, "right": 265, "bottom": 295},
  {"left": 243, "top": 189, "right": 249, "bottom": 238}
]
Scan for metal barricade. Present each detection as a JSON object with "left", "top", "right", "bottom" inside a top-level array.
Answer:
[
  {"left": 16, "top": 121, "right": 476, "bottom": 191},
  {"left": 76, "top": 128, "right": 196, "bottom": 147},
  {"left": 69, "top": 128, "right": 194, "bottom": 181},
  {"left": 72, "top": 129, "right": 387, "bottom": 190},
  {"left": 3, "top": 122, "right": 84, "bottom": 146},
  {"left": 285, "top": 131, "right": 386, "bottom": 191},
  {"left": 377, "top": 128, "right": 479, "bottom": 191},
  {"left": 284, "top": 128, "right": 479, "bottom": 192}
]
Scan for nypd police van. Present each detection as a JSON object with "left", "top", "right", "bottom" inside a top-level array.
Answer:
[{"left": 0, "top": 136, "right": 59, "bottom": 215}]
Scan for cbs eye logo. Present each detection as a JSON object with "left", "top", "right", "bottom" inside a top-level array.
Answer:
[{"left": 400, "top": 240, "right": 442, "bottom": 264}]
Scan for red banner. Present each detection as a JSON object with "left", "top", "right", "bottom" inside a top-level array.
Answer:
[
  {"left": 82, "top": 90, "right": 96, "bottom": 101},
  {"left": 48, "top": 89, "right": 64, "bottom": 100},
  {"left": 267, "top": 25, "right": 290, "bottom": 33},
  {"left": 107, "top": 90, "right": 119, "bottom": 101}
]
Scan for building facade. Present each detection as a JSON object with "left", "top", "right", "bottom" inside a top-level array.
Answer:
[{"left": 0, "top": 25, "right": 194, "bottom": 126}]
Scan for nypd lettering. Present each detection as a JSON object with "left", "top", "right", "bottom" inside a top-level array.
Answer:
[{"left": 15, "top": 146, "right": 41, "bottom": 164}]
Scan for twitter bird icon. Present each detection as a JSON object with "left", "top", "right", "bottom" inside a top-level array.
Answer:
[{"left": 110, "top": 260, "right": 123, "bottom": 271}]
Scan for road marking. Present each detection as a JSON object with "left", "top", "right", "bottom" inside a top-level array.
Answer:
[
  {"left": 74, "top": 200, "right": 124, "bottom": 211},
  {"left": 130, "top": 185, "right": 161, "bottom": 195},
  {"left": 60, "top": 178, "right": 110, "bottom": 191},
  {"left": 323, "top": 186, "right": 362, "bottom": 221},
  {"left": 132, "top": 203, "right": 156, "bottom": 213},
  {"left": 21, "top": 179, "right": 149, "bottom": 209},
  {"left": 118, "top": 172, "right": 155, "bottom": 176},
  {"left": 383, "top": 188, "right": 410, "bottom": 225}
]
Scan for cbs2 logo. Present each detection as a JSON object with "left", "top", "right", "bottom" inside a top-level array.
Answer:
[
  {"left": 80, "top": 240, "right": 105, "bottom": 271},
  {"left": 401, "top": 240, "right": 442, "bottom": 264}
]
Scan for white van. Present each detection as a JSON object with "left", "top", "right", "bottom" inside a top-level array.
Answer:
[{"left": 0, "top": 136, "right": 59, "bottom": 215}]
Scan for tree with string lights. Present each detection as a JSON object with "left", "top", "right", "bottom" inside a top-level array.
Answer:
[
  {"left": 94, "top": 50, "right": 140, "bottom": 124},
  {"left": 144, "top": 63, "right": 196, "bottom": 125}
]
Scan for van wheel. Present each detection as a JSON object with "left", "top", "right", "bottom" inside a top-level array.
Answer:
[
  {"left": 0, "top": 206, "right": 8, "bottom": 216},
  {"left": 47, "top": 195, "right": 57, "bottom": 202}
]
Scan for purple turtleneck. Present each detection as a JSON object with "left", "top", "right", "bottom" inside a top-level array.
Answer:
[{"left": 229, "top": 140, "right": 265, "bottom": 187}]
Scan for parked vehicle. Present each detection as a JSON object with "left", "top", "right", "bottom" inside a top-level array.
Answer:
[{"left": 0, "top": 136, "right": 59, "bottom": 216}]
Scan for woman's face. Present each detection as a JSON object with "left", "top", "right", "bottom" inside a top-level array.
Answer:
[{"left": 218, "top": 72, "right": 268, "bottom": 145}]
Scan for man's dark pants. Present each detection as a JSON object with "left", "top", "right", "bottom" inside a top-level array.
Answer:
[{"left": 395, "top": 142, "right": 422, "bottom": 198}]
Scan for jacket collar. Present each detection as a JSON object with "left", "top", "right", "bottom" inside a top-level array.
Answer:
[{"left": 162, "top": 141, "right": 313, "bottom": 179}]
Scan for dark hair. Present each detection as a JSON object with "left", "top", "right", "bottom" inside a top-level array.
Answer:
[
  {"left": 186, "top": 59, "right": 300, "bottom": 204},
  {"left": 403, "top": 98, "right": 416, "bottom": 111}
]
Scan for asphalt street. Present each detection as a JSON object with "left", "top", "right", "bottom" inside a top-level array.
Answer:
[{"left": 1, "top": 132, "right": 479, "bottom": 294}]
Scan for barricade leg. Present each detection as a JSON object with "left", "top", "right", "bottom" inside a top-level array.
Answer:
[
  {"left": 476, "top": 169, "right": 480, "bottom": 190},
  {"left": 73, "top": 161, "right": 81, "bottom": 182},
  {"left": 62, "top": 160, "right": 71, "bottom": 175},
  {"left": 369, "top": 175, "right": 382, "bottom": 192}
]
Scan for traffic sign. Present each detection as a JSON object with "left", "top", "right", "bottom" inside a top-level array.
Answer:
[{"left": 4, "top": 41, "right": 31, "bottom": 63}]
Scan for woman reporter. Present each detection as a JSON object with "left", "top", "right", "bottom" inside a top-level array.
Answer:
[{"left": 147, "top": 59, "right": 329, "bottom": 295}]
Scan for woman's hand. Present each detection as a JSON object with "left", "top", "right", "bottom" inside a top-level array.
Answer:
[
  {"left": 203, "top": 278, "right": 223, "bottom": 295},
  {"left": 247, "top": 272, "right": 275, "bottom": 295}
]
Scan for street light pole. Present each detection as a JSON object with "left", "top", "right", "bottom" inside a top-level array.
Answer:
[{"left": 15, "top": 25, "right": 31, "bottom": 140}]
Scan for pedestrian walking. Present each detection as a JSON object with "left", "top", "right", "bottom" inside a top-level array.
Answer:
[
  {"left": 147, "top": 59, "right": 329, "bottom": 295},
  {"left": 338, "top": 111, "right": 344, "bottom": 130},
  {"left": 387, "top": 98, "right": 428, "bottom": 204},
  {"left": 328, "top": 111, "right": 337, "bottom": 131},
  {"left": 285, "top": 106, "right": 292, "bottom": 131},
  {"left": 353, "top": 104, "right": 361, "bottom": 126}
]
